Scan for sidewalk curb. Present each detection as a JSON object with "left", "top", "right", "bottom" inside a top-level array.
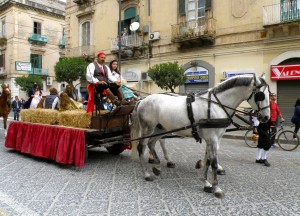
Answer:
[{"left": 223, "top": 134, "right": 245, "bottom": 140}]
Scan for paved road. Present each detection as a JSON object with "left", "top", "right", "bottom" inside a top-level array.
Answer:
[{"left": 0, "top": 117, "right": 300, "bottom": 215}]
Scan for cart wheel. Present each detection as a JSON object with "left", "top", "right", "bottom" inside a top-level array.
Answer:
[{"left": 106, "top": 145, "right": 124, "bottom": 155}]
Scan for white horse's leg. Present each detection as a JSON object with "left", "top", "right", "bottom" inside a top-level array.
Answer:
[
  {"left": 137, "top": 138, "right": 154, "bottom": 181},
  {"left": 208, "top": 141, "right": 225, "bottom": 198},
  {"left": 148, "top": 137, "right": 160, "bottom": 164},
  {"left": 4, "top": 129, "right": 7, "bottom": 137},
  {"left": 159, "top": 139, "right": 175, "bottom": 168},
  {"left": 147, "top": 138, "right": 162, "bottom": 176},
  {"left": 199, "top": 147, "right": 213, "bottom": 193}
]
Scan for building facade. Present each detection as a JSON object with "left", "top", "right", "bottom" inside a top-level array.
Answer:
[
  {"left": 0, "top": 0, "right": 66, "bottom": 99},
  {"left": 66, "top": 0, "right": 300, "bottom": 120}
]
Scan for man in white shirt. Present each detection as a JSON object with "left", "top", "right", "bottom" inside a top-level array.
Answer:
[{"left": 86, "top": 52, "right": 127, "bottom": 106}]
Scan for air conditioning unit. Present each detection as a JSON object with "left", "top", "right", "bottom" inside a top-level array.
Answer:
[
  {"left": 46, "top": 77, "right": 53, "bottom": 86},
  {"left": 149, "top": 32, "right": 160, "bottom": 41},
  {"left": 0, "top": 67, "right": 4, "bottom": 74},
  {"left": 141, "top": 72, "right": 152, "bottom": 81}
]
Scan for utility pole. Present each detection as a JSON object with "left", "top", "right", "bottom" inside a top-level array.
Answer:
[{"left": 118, "top": 0, "right": 122, "bottom": 75}]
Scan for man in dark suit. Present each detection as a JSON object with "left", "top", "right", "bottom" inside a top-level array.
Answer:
[{"left": 12, "top": 96, "right": 22, "bottom": 121}]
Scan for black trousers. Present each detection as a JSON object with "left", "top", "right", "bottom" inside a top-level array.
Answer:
[
  {"left": 257, "top": 120, "right": 271, "bottom": 151},
  {"left": 270, "top": 121, "right": 277, "bottom": 145}
]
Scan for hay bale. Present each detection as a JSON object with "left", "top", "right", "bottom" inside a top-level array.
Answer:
[
  {"left": 20, "top": 109, "right": 31, "bottom": 122},
  {"left": 59, "top": 110, "right": 91, "bottom": 128},
  {"left": 20, "top": 109, "right": 59, "bottom": 125}
]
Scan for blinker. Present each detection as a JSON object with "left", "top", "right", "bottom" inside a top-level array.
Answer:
[{"left": 254, "top": 91, "right": 265, "bottom": 102}]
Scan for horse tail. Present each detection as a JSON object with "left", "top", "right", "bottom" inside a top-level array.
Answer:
[{"left": 130, "top": 100, "right": 141, "bottom": 160}]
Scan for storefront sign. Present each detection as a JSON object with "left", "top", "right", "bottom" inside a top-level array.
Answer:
[
  {"left": 222, "top": 70, "right": 255, "bottom": 79},
  {"left": 271, "top": 65, "right": 300, "bottom": 80},
  {"left": 15, "top": 61, "right": 32, "bottom": 72},
  {"left": 185, "top": 67, "right": 208, "bottom": 83}
]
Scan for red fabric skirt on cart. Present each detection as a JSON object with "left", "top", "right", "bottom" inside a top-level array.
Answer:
[{"left": 5, "top": 122, "right": 86, "bottom": 167}]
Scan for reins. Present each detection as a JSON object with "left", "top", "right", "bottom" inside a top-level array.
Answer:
[{"left": 129, "top": 76, "right": 270, "bottom": 142}]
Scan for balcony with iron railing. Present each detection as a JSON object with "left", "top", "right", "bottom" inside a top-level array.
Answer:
[
  {"left": 28, "top": 33, "right": 48, "bottom": 45},
  {"left": 111, "top": 34, "right": 143, "bottom": 51},
  {"left": 68, "top": 45, "right": 95, "bottom": 57},
  {"left": 59, "top": 38, "right": 65, "bottom": 49},
  {"left": 28, "top": 68, "right": 49, "bottom": 76},
  {"left": 263, "top": 1, "right": 300, "bottom": 26},
  {"left": 171, "top": 17, "right": 216, "bottom": 43}
]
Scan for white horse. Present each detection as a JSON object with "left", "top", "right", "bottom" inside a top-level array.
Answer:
[{"left": 131, "top": 74, "right": 270, "bottom": 198}]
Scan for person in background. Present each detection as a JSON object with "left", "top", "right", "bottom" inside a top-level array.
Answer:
[
  {"left": 103, "top": 97, "right": 113, "bottom": 111},
  {"left": 11, "top": 96, "right": 22, "bottom": 121},
  {"left": 269, "top": 93, "right": 284, "bottom": 147},
  {"left": 29, "top": 83, "right": 43, "bottom": 109},
  {"left": 291, "top": 98, "right": 300, "bottom": 137},
  {"left": 43, "top": 88, "right": 59, "bottom": 110},
  {"left": 21, "top": 98, "right": 25, "bottom": 108}
]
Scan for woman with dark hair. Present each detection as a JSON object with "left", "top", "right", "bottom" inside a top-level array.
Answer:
[
  {"left": 109, "top": 60, "right": 138, "bottom": 102},
  {"left": 292, "top": 98, "right": 300, "bottom": 136}
]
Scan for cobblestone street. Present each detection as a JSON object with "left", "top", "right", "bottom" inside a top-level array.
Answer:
[{"left": 0, "top": 120, "right": 300, "bottom": 215}]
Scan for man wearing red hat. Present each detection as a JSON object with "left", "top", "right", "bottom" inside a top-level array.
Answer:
[{"left": 86, "top": 52, "right": 127, "bottom": 109}]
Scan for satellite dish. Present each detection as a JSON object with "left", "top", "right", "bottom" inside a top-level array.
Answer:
[{"left": 130, "top": 22, "right": 140, "bottom": 31}]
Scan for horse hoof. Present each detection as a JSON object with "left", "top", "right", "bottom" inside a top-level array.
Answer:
[
  {"left": 214, "top": 191, "right": 225, "bottom": 199},
  {"left": 145, "top": 176, "right": 154, "bottom": 181},
  {"left": 152, "top": 167, "right": 161, "bottom": 176},
  {"left": 148, "top": 158, "right": 155, "bottom": 164},
  {"left": 167, "top": 162, "right": 175, "bottom": 168},
  {"left": 217, "top": 170, "right": 226, "bottom": 175},
  {"left": 195, "top": 160, "right": 201, "bottom": 169},
  {"left": 203, "top": 186, "right": 214, "bottom": 193}
]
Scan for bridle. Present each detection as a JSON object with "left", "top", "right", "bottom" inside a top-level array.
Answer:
[{"left": 246, "top": 76, "right": 270, "bottom": 115}]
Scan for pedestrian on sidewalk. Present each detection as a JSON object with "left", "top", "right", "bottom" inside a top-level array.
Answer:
[
  {"left": 11, "top": 96, "right": 21, "bottom": 121},
  {"left": 255, "top": 120, "right": 271, "bottom": 167},
  {"left": 291, "top": 98, "right": 300, "bottom": 136},
  {"left": 269, "top": 93, "right": 284, "bottom": 147}
]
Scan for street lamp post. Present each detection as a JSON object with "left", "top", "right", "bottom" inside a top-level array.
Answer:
[{"left": 118, "top": 0, "right": 122, "bottom": 75}]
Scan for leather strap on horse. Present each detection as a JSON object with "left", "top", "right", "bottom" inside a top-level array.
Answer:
[{"left": 186, "top": 93, "right": 201, "bottom": 143}]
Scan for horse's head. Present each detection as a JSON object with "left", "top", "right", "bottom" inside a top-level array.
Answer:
[{"left": 247, "top": 74, "right": 270, "bottom": 122}]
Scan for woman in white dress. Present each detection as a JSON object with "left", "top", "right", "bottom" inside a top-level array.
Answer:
[
  {"left": 109, "top": 60, "right": 137, "bottom": 101},
  {"left": 29, "top": 84, "right": 42, "bottom": 109}
]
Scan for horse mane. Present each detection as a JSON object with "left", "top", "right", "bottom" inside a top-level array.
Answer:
[{"left": 211, "top": 76, "right": 253, "bottom": 94}]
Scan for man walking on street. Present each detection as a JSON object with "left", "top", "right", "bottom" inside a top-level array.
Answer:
[
  {"left": 270, "top": 93, "right": 284, "bottom": 146},
  {"left": 12, "top": 96, "right": 22, "bottom": 121}
]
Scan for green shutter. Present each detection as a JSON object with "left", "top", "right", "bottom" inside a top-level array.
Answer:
[
  {"left": 118, "top": 20, "right": 126, "bottom": 34},
  {"left": 135, "top": 15, "right": 139, "bottom": 22},
  {"left": 38, "top": 55, "right": 42, "bottom": 69},
  {"left": 124, "top": 7, "right": 136, "bottom": 19},
  {"left": 205, "top": 0, "right": 211, "bottom": 11},
  {"left": 178, "top": 0, "right": 185, "bottom": 16}
]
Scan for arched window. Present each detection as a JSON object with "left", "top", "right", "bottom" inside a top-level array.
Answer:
[{"left": 81, "top": 21, "right": 90, "bottom": 46}]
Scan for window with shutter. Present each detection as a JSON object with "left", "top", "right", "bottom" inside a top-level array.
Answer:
[
  {"left": 30, "top": 54, "right": 42, "bottom": 69},
  {"left": 0, "top": 54, "right": 4, "bottom": 67},
  {"left": 34, "top": 22, "right": 41, "bottom": 34},
  {"left": 178, "top": 0, "right": 186, "bottom": 16},
  {"left": 205, "top": 0, "right": 211, "bottom": 11},
  {"left": 82, "top": 21, "right": 91, "bottom": 46}
]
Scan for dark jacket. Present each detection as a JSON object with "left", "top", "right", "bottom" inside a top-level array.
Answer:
[
  {"left": 12, "top": 100, "right": 22, "bottom": 110},
  {"left": 293, "top": 105, "right": 300, "bottom": 125}
]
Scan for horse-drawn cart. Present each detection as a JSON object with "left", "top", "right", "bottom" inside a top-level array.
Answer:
[{"left": 4, "top": 105, "right": 135, "bottom": 167}]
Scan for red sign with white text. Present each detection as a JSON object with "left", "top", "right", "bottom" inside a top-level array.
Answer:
[{"left": 271, "top": 65, "right": 300, "bottom": 80}]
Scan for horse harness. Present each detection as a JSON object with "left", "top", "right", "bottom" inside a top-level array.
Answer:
[
  {"left": 186, "top": 78, "right": 270, "bottom": 143},
  {"left": 130, "top": 77, "right": 270, "bottom": 142}
]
